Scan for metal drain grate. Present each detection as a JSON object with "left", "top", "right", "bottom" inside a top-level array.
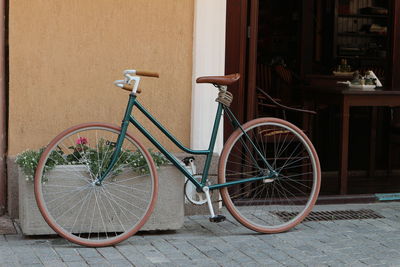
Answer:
[{"left": 274, "top": 209, "right": 384, "bottom": 222}]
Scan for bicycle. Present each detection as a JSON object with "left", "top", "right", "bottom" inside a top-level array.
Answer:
[{"left": 34, "top": 69, "right": 321, "bottom": 247}]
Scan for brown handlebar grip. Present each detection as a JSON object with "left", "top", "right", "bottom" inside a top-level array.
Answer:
[
  {"left": 121, "top": 84, "right": 142, "bottom": 94},
  {"left": 122, "top": 84, "right": 133, "bottom": 91},
  {"left": 136, "top": 70, "right": 159, "bottom": 78}
]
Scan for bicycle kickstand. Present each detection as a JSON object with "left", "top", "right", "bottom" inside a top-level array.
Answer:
[{"left": 203, "top": 187, "right": 226, "bottom": 223}]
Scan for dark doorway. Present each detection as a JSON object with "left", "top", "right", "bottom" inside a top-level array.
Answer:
[
  {"left": 257, "top": 0, "right": 303, "bottom": 73},
  {"left": 225, "top": 0, "right": 400, "bottom": 198},
  {"left": 225, "top": 0, "right": 311, "bottom": 135}
]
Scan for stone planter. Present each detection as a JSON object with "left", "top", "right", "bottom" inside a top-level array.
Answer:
[{"left": 18, "top": 165, "right": 184, "bottom": 235}]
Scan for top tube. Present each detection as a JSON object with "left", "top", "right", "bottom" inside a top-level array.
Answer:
[{"left": 133, "top": 100, "right": 209, "bottom": 155}]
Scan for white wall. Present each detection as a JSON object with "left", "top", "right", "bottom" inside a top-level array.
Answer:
[{"left": 191, "top": 0, "right": 227, "bottom": 153}]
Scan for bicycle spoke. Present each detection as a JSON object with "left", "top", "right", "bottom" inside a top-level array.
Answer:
[
  {"left": 220, "top": 118, "right": 320, "bottom": 233},
  {"left": 35, "top": 125, "right": 157, "bottom": 246}
]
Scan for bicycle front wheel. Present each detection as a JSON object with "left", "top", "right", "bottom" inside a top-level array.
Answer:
[
  {"left": 219, "top": 117, "right": 320, "bottom": 233},
  {"left": 34, "top": 123, "right": 158, "bottom": 247}
]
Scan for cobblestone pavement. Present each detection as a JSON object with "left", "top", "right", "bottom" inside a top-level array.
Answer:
[{"left": 1, "top": 202, "right": 400, "bottom": 266}]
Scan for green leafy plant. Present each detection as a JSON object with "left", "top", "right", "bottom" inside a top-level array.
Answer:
[
  {"left": 16, "top": 148, "right": 67, "bottom": 182},
  {"left": 15, "top": 138, "right": 169, "bottom": 182}
]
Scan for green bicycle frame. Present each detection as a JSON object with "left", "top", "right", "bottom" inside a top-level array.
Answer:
[{"left": 98, "top": 93, "right": 275, "bottom": 191}]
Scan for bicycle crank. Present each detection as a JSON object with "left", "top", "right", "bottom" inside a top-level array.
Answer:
[{"left": 184, "top": 176, "right": 212, "bottom": 205}]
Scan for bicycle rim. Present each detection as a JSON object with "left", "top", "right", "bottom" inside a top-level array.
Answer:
[
  {"left": 34, "top": 123, "right": 158, "bottom": 247},
  {"left": 219, "top": 118, "right": 320, "bottom": 233}
]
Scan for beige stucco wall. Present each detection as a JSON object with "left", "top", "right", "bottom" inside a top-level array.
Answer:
[{"left": 8, "top": 0, "right": 194, "bottom": 155}]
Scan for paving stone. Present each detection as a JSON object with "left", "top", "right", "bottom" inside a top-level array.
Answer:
[
  {"left": 192, "top": 258, "right": 220, "bottom": 267},
  {"left": 54, "top": 247, "right": 83, "bottom": 263},
  {"left": 131, "top": 243, "right": 170, "bottom": 264},
  {"left": 0, "top": 216, "right": 17, "bottom": 235},
  {"left": 43, "top": 261, "right": 68, "bottom": 267},
  {"left": 167, "top": 240, "right": 209, "bottom": 261},
  {"left": 96, "top": 247, "right": 126, "bottom": 261},
  {"left": 104, "top": 259, "right": 133, "bottom": 267},
  {"left": 75, "top": 248, "right": 101, "bottom": 259},
  {"left": 33, "top": 247, "right": 61, "bottom": 263},
  {"left": 14, "top": 251, "right": 42, "bottom": 265},
  {"left": 150, "top": 240, "right": 188, "bottom": 261},
  {"left": 212, "top": 242, "right": 260, "bottom": 264},
  {"left": 4, "top": 203, "right": 400, "bottom": 266},
  {"left": 114, "top": 244, "right": 154, "bottom": 266},
  {"left": 83, "top": 257, "right": 110, "bottom": 266},
  {"left": 65, "top": 262, "right": 88, "bottom": 267}
]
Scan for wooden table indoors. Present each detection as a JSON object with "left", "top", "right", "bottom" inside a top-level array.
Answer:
[{"left": 304, "top": 85, "right": 400, "bottom": 195}]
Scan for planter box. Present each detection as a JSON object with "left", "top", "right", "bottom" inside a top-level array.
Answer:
[{"left": 19, "top": 165, "right": 184, "bottom": 235}]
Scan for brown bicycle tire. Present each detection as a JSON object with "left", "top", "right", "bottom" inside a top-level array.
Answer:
[
  {"left": 218, "top": 117, "right": 321, "bottom": 233},
  {"left": 34, "top": 122, "right": 158, "bottom": 247}
]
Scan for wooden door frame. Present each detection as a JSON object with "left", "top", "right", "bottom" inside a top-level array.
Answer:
[
  {"left": 225, "top": 0, "right": 258, "bottom": 139},
  {"left": 246, "top": 0, "right": 259, "bottom": 122},
  {"left": 225, "top": 0, "right": 248, "bottom": 141},
  {"left": 225, "top": 0, "right": 314, "bottom": 130}
]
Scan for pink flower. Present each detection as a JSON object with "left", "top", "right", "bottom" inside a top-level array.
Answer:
[{"left": 76, "top": 137, "right": 88, "bottom": 145}]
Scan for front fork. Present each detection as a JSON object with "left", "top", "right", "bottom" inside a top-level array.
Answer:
[{"left": 95, "top": 94, "right": 137, "bottom": 185}]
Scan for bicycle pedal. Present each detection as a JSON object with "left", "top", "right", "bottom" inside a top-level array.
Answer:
[{"left": 209, "top": 215, "right": 226, "bottom": 223}]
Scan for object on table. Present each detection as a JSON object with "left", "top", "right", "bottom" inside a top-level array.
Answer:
[
  {"left": 337, "top": 70, "right": 381, "bottom": 91},
  {"left": 333, "top": 71, "right": 354, "bottom": 77},
  {"left": 333, "top": 59, "right": 353, "bottom": 76},
  {"left": 365, "top": 70, "right": 382, "bottom": 87},
  {"left": 351, "top": 71, "right": 362, "bottom": 84},
  {"left": 337, "top": 81, "right": 376, "bottom": 91}
]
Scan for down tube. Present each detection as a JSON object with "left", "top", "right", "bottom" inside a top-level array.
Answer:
[{"left": 129, "top": 116, "right": 203, "bottom": 189}]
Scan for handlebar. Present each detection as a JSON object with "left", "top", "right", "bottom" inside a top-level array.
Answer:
[
  {"left": 114, "top": 69, "right": 159, "bottom": 94},
  {"left": 113, "top": 80, "right": 141, "bottom": 93},
  {"left": 123, "top": 69, "right": 159, "bottom": 78}
]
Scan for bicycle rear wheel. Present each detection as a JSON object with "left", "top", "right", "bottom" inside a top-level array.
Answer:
[
  {"left": 219, "top": 117, "right": 320, "bottom": 233},
  {"left": 34, "top": 123, "right": 158, "bottom": 247}
]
